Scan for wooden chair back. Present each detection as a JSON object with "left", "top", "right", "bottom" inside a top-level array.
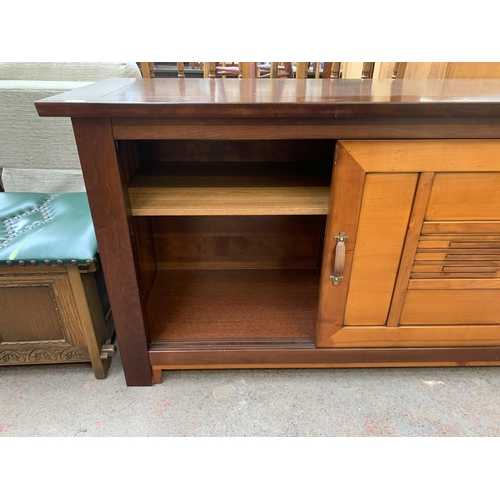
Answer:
[
  {"left": 295, "top": 62, "right": 375, "bottom": 79},
  {"left": 394, "top": 62, "right": 500, "bottom": 79}
]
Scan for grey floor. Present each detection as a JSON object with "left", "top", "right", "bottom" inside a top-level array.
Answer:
[{"left": 1, "top": 349, "right": 500, "bottom": 437}]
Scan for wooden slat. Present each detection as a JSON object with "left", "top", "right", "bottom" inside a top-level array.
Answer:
[
  {"left": 140, "top": 62, "right": 153, "bottom": 78},
  {"left": 451, "top": 242, "right": 500, "bottom": 248},
  {"left": 418, "top": 248, "right": 500, "bottom": 254},
  {"left": 387, "top": 172, "right": 434, "bottom": 327},
  {"left": 420, "top": 234, "right": 500, "bottom": 241},
  {"left": 442, "top": 266, "right": 500, "bottom": 273},
  {"left": 400, "top": 289, "right": 500, "bottom": 325},
  {"left": 411, "top": 264, "right": 453, "bottom": 272},
  {"left": 422, "top": 221, "right": 500, "bottom": 234},
  {"left": 344, "top": 173, "right": 418, "bottom": 325},
  {"left": 418, "top": 240, "right": 500, "bottom": 248},
  {"left": 411, "top": 260, "right": 500, "bottom": 272},
  {"left": 447, "top": 254, "right": 500, "bottom": 260},
  {"left": 324, "top": 325, "right": 500, "bottom": 348},
  {"left": 411, "top": 272, "right": 499, "bottom": 279},
  {"left": 426, "top": 173, "right": 500, "bottom": 220},
  {"left": 415, "top": 252, "right": 500, "bottom": 260},
  {"left": 316, "top": 143, "right": 366, "bottom": 346},
  {"left": 418, "top": 240, "right": 452, "bottom": 248},
  {"left": 401, "top": 63, "right": 448, "bottom": 79},
  {"left": 409, "top": 279, "right": 500, "bottom": 290},
  {"left": 343, "top": 140, "right": 500, "bottom": 173},
  {"left": 376, "top": 62, "right": 397, "bottom": 79}
]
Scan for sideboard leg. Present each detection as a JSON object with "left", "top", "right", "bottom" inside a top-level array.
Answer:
[
  {"left": 71, "top": 118, "right": 152, "bottom": 386},
  {"left": 152, "top": 367, "right": 163, "bottom": 385}
]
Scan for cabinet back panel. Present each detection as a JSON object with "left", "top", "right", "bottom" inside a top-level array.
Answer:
[
  {"left": 152, "top": 215, "right": 326, "bottom": 270},
  {"left": 138, "top": 139, "right": 336, "bottom": 164}
]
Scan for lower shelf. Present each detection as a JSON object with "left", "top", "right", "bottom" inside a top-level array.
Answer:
[{"left": 146, "top": 269, "right": 320, "bottom": 342}]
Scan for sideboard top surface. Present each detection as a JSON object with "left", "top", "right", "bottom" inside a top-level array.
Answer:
[{"left": 35, "top": 78, "right": 500, "bottom": 119}]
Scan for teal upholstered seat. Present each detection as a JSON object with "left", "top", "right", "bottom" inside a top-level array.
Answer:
[{"left": 0, "top": 193, "right": 97, "bottom": 267}]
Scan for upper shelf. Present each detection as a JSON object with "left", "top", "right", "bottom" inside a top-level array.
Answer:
[
  {"left": 128, "top": 162, "right": 331, "bottom": 216},
  {"left": 34, "top": 78, "right": 500, "bottom": 119}
]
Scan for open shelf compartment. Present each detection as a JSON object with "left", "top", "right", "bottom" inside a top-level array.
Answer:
[{"left": 124, "top": 139, "right": 335, "bottom": 347}]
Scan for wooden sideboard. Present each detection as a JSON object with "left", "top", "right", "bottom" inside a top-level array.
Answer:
[{"left": 36, "top": 78, "right": 500, "bottom": 386}]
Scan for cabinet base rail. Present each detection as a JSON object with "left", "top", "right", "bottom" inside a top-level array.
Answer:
[{"left": 149, "top": 345, "right": 500, "bottom": 384}]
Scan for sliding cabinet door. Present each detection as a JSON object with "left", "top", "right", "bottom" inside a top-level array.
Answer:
[{"left": 316, "top": 140, "right": 500, "bottom": 348}]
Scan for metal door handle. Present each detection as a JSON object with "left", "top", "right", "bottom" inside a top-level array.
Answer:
[{"left": 330, "top": 232, "right": 348, "bottom": 286}]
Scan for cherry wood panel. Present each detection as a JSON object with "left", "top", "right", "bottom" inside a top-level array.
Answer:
[
  {"left": 131, "top": 216, "right": 157, "bottom": 301},
  {"left": 71, "top": 118, "right": 151, "bottom": 386},
  {"left": 117, "top": 139, "right": 158, "bottom": 300},
  {"left": 35, "top": 79, "right": 500, "bottom": 120},
  {"left": 112, "top": 118, "right": 500, "bottom": 141},
  {"left": 151, "top": 215, "right": 326, "bottom": 270}
]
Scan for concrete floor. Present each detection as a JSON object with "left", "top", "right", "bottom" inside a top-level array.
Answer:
[{"left": 1, "top": 350, "right": 500, "bottom": 437}]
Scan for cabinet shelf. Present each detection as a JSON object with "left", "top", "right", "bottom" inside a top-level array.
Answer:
[
  {"left": 128, "top": 162, "right": 331, "bottom": 216},
  {"left": 146, "top": 269, "right": 320, "bottom": 342}
]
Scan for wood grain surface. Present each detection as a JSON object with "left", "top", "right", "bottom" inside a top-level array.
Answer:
[
  {"left": 151, "top": 215, "right": 326, "bottom": 270},
  {"left": 35, "top": 78, "right": 500, "bottom": 120},
  {"left": 316, "top": 143, "right": 366, "bottom": 345},
  {"left": 146, "top": 269, "right": 320, "bottom": 341},
  {"left": 72, "top": 118, "right": 152, "bottom": 386},
  {"left": 387, "top": 173, "right": 434, "bottom": 327},
  {"left": 128, "top": 162, "right": 331, "bottom": 216},
  {"left": 344, "top": 173, "right": 417, "bottom": 325},
  {"left": 324, "top": 325, "right": 500, "bottom": 348},
  {"left": 426, "top": 173, "right": 500, "bottom": 220}
]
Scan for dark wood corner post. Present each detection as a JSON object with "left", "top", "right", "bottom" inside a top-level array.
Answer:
[{"left": 71, "top": 117, "right": 152, "bottom": 386}]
